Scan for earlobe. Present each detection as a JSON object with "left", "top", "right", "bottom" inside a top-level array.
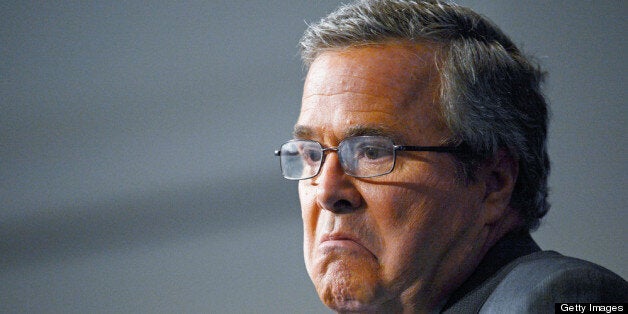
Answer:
[{"left": 482, "top": 149, "right": 519, "bottom": 225}]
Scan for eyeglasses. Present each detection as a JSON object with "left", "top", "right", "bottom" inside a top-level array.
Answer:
[{"left": 274, "top": 135, "right": 464, "bottom": 180}]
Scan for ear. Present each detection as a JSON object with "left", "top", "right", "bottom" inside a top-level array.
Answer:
[{"left": 480, "top": 149, "right": 519, "bottom": 225}]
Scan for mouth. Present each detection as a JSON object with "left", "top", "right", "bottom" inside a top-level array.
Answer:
[{"left": 319, "top": 233, "right": 374, "bottom": 257}]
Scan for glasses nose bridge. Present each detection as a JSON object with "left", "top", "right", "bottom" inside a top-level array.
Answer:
[
  {"left": 320, "top": 146, "right": 339, "bottom": 162},
  {"left": 318, "top": 146, "right": 344, "bottom": 174}
]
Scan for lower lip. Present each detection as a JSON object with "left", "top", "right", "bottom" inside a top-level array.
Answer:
[{"left": 319, "top": 239, "right": 369, "bottom": 253}]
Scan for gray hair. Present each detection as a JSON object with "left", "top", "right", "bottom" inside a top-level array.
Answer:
[{"left": 299, "top": 0, "right": 550, "bottom": 231}]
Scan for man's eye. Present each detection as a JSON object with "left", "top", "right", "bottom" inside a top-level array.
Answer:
[
  {"left": 360, "top": 146, "right": 390, "bottom": 160},
  {"left": 283, "top": 148, "right": 299, "bottom": 156},
  {"left": 303, "top": 148, "right": 322, "bottom": 162}
]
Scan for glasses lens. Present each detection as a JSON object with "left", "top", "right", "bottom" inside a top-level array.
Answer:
[
  {"left": 339, "top": 136, "right": 395, "bottom": 177},
  {"left": 280, "top": 140, "right": 323, "bottom": 180}
]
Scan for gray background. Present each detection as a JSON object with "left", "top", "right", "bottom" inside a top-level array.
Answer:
[{"left": 1, "top": 1, "right": 625, "bottom": 313}]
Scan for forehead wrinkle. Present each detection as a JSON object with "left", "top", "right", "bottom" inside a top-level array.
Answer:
[
  {"left": 302, "top": 91, "right": 396, "bottom": 101},
  {"left": 304, "top": 73, "right": 408, "bottom": 95}
]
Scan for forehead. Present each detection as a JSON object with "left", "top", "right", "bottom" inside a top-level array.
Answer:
[
  {"left": 302, "top": 44, "right": 434, "bottom": 100},
  {"left": 297, "top": 43, "right": 448, "bottom": 143}
]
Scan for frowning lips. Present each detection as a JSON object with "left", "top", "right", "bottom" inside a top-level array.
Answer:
[{"left": 318, "top": 232, "right": 376, "bottom": 258}]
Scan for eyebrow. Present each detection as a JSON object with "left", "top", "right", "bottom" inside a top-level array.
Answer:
[
  {"left": 345, "top": 124, "right": 393, "bottom": 138},
  {"left": 292, "top": 125, "right": 314, "bottom": 139},
  {"left": 293, "top": 124, "right": 399, "bottom": 141}
]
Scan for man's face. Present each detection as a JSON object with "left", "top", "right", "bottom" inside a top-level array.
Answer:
[{"left": 296, "top": 44, "right": 492, "bottom": 312}]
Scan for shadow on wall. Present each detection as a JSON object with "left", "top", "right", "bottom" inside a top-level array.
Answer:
[{"left": 0, "top": 172, "right": 298, "bottom": 269}]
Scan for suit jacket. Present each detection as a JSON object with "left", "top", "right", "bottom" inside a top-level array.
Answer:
[{"left": 442, "top": 232, "right": 628, "bottom": 313}]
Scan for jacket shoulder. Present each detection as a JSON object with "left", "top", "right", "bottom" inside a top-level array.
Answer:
[{"left": 480, "top": 251, "right": 628, "bottom": 313}]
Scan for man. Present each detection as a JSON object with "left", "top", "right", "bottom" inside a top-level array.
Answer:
[{"left": 275, "top": 0, "right": 627, "bottom": 312}]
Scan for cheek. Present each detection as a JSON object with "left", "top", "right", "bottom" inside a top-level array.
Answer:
[
  {"left": 298, "top": 182, "right": 316, "bottom": 223},
  {"left": 363, "top": 174, "right": 482, "bottom": 282},
  {"left": 368, "top": 159, "right": 477, "bottom": 233},
  {"left": 361, "top": 179, "right": 436, "bottom": 235},
  {"left": 298, "top": 183, "right": 319, "bottom": 271}
]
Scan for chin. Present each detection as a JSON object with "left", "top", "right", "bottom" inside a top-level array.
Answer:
[
  {"left": 327, "top": 300, "right": 380, "bottom": 313},
  {"left": 312, "top": 259, "right": 385, "bottom": 313},
  {"left": 320, "top": 286, "right": 381, "bottom": 313}
]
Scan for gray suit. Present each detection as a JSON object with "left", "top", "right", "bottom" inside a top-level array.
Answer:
[{"left": 442, "top": 232, "right": 628, "bottom": 313}]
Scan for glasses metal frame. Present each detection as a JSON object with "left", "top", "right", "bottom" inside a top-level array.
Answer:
[{"left": 274, "top": 135, "right": 465, "bottom": 180}]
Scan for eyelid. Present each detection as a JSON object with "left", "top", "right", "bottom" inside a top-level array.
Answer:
[{"left": 345, "top": 131, "right": 403, "bottom": 144}]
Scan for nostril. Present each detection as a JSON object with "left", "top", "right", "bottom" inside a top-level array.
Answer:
[{"left": 331, "top": 199, "right": 355, "bottom": 213}]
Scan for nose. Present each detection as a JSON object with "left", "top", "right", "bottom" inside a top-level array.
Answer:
[{"left": 313, "top": 152, "right": 362, "bottom": 213}]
